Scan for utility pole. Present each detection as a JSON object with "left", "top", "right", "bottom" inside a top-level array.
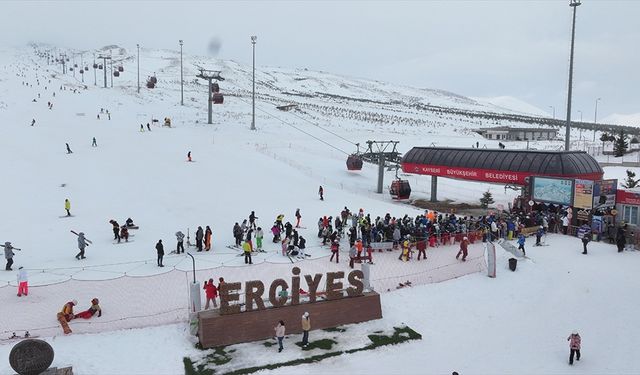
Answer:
[
  {"left": 59, "top": 53, "right": 67, "bottom": 74},
  {"left": 137, "top": 44, "right": 140, "bottom": 93},
  {"left": 97, "top": 54, "right": 111, "bottom": 88},
  {"left": 565, "top": 0, "right": 582, "bottom": 151},
  {"left": 196, "top": 68, "right": 224, "bottom": 124},
  {"left": 251, "top": 36, "right": 257, "bottom": 130},
  {"left": 593, "top": 97, "right": 601, "bottom": 142},
  {"left": 180, "top": 40, "right": 184, "bottom": 105}
]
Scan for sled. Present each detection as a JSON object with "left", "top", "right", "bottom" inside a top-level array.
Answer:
[{"left": 57, "top": 312, "right": 72, "bottom": 334}]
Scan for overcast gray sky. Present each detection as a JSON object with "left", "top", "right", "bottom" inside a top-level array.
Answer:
[{"left": 1, "top": 0, "right": 638, "bottom": 119}]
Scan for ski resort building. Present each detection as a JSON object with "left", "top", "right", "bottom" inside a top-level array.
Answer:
[{"left": 476, "top": 126, "right": 558, "bottom": 141}]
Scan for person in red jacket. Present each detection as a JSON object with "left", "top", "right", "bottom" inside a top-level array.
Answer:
[
  {"left": 204, "top": 278, "right": 218, "bottom": 309},
  {"left": 75, "top": 298, "right": 102, "bottom": 319},
  {"left": 456, "top": 237, "right": 469, "bottom": 261},
  {"left": 416, "top": 239, "right": 427, "bottom": 260},
  {"left": 568, "top": 330, "right": 582, "bottom": 365}
]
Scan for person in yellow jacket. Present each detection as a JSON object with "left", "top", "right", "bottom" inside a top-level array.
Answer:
[
  {"left": 64, "top": 199, "right": 71, "bottom": 216},
  {"left": 301, "top": 312, "right": 311, "bottom": 348},
  {"left": 60, "top": 299, "right": 77, "bottom": 322},
  {"left": 242, "top": 241, "right": 252, "bottom": 265}
]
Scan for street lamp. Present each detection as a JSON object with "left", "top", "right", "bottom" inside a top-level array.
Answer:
[
  {"left": 593, "top": 97, "right": 601, "bottom": 141},
  {"left": 251, "top": 35, "right": 257, "bottom": 130},
  {"left": 137, "top": 44, "right": 140, "bottom": 94},
  {"left": 565, "top": 0, "right": 582, "bottom": 151},
  {"left": 549, "top": 106, "right": 555, "bottom": 119},
  {"left": 179, "top": 40, "right": 184, "bottom": 106}
]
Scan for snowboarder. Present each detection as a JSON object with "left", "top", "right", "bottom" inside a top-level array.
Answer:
[
  {"left": 65, "top": 143, "right": 72, "bottom": 154},
  {"left": 205, "top": 226, "right": 212, "bottom": 251},
  {"left": 295, "top": 208, "right": 302, "bottom": 228},
  {"left": 567, "top": 330, "right": 581, "bottom": 365},
  {"left": 17, "top": 267, "right": 28, "bottom": 296},
  {"left": 249, "top": 211, "right": 258, "bottom": 230},
  {"left": 456, "top": 236, "right": 469, "bottom": 261},
  {"left": 517, "top": 233, "right": 526, "bottom": 256},
  {"left": 110, "top": 220, "right": 121, "bottom": 242},
  {"left": 76, "top": 232, "right": 88, "bottom": 260},
  {"left": 57, "top": 300, "right": 77, "bottom": 334},
  {"left": 243, "top": 241, "right": 253, "bottom": 264},
  {"left": 275, "top": 320, "right": 286, "bottom": 352},
  {"left": 318, "top": 186, "right": 324, "bottom": 201},
  {"left": 75, "top": 298, "right": 102, "bottom": 319},
  {"left": 256, "top": 227, "right": 264, "bottom": 251},
  {"left": 195, "top": 226, "right": 204, "bottom": 252},
  {"left": 203, "top": 279, "right": 218, "bottom": 309},
  {"left": 175, "top": 231, "right": 185, "bottom": 254},
  {"left": 92, "top": 137, "right": 97, "bottom": 147},
  {"left": 64, "top": 198, "right": 71, "bottom": 216},
  {"left": 187, "top": 151, "right": 192, "bottom": 162},
  {"left": 156, "top": 240, "right": 164, "bottom": 267},
  {"left": 301, "top": 312, "right": 311, "bottom": 348},
  {"left": 2, "top": 242, "right": 19, "bottom": 271}
]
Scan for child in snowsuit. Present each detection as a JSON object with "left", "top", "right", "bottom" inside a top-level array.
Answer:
[
  {"left": 517, "top": 234, "right": 526, "bottom": 256},
  {"left": 120, "top": 226, "right": 129, "bottom": 242},
  {"left": 330, "top": 241, "right": 340, "bottom": 263},
  {"left": 256, "top": 227, "right": 264, "bottom": 251},
  {"left": 456, "top": 237, "right": 469, "bottom": 261},
  {"left": 75, "top": 298, "right": 102, "bottom": 319},
  {"left": 203, "top": 279, "right": 218, "bottom": 309},
  {"left": 271, "top": 224, "right": 281, "bottom": 243}
]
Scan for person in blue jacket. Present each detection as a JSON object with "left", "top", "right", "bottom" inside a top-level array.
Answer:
[
  {"left": 535, "top": 226, "right": 544, "bottom": 246},
  {"left": 517, "top": 233, "right": 526, "bottom": 256}
]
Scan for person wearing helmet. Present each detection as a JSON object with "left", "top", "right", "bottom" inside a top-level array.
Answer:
[
  {"left": 75, "top": 298, "right": 102, "bottom": 319},
  {"left": 567, "top": 330, "right": 582, "bottom": 365},
  {"left": 456, "top": 236, "right": 469, "bottom": 261}
]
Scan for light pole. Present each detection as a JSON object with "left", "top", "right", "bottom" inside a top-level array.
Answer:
[
  {"left": 549, "top": 106, "right": 555, "bottom": 119},
  {"left": 179, "top": 40, "right": 184, "bottom": 106},
  {"left": 593, "top": 97, "right": 601, "bottom": 142},
  {"left": 251, "top": 35, "right": 257, "bottom": 130},
  {"left": 565, "top": 0, "right": 581, "bottom": 151},
  {"left": 137, "top": 44, "right": 140, "bottom": 94},
  {"left": 93, "top": 53, "right": 97, "bottom": 86}
]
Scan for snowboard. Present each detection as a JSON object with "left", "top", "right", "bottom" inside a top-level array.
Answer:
[
  {"left": 56, "top": 312, "right": 72, "bottom": 334},
  {"left": 226, "top": 245, "right": 240, "bottom": 251}
]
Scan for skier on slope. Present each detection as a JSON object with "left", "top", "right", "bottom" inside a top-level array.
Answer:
[
  {"left": 249, "top": 211, "right": 258, "bottom": 230},
  {"left": 233, "top": 222, "right": 243, "bottom": 247},
  {"left": 16, "top": 267, "right": 28, "bottom": 297},
  {"left": 256, "top": 227, "right": 264, "bottom": 251},
  {"left": 295, "top": 208, "right": 302, "bottom": 228},
  {"left": 66, "top": 143, "right": 72, "bottom": 154},
  {"left": 75, "top": 233, "right": 88, "bottom": 260},
  {"left": 318, "top": 186, "right": 324, "bottom": 201},
  {"left": 64, "top": 198, "right": 71, "bottom": 216},
  {"left": 75, "top": 298, "right": 102, "bottom": 319}
]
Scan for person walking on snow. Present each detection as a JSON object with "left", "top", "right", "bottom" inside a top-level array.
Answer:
[
  {"left": 203, "top": 279, "right": 218, "bottom": 309},
  {"left": 562, "top": 215, "right": 570, "bottom": 235},
  {"left": 31, "top": 119, "right": 35, "bottom": 126},
  {"left": 64, "top": 199, "right": 71, "bottom": 216},
  {"left": 2, "top": 242, "right": 20, "bottom": 271},
  {"left": 318, "top": 186, "right": 324, "bottom": 201},
  {"left": 233, "top": 223, "right": 243, "bottom": 247},
  {"left": 535, "top": 226, "right": 544, "bottom": 246},
  {"left": 187, "top": 151, "right": 192, "bottom": 162},
  {"left": 243, "top": 241, "right": 253, "bottom": 264},
  {"left": 195, "top": 226, "right": 204, "bottom": 252},
  {"left": 456, "top": 237, "right": 469, "bottom": 261},
  {"left": 65, "top": 143, "right": 72, "bottom": 154},
  {"left": 175, "top": 231, "right": 185, "bottom": 254},
  {"left": 204, "top": 226, "right": 212, "bottom": 251},
  {"left": 17, "top": 267, "right": 28, "bottom": 296},
  {"left": 577, "top": 224, "right": 590, "bottom": 254},
  {"left": 92, "top": 137, "right": 97, "bottom": 147},
  {"left": 110, "top": 220, "right": 121, "bottom": 242},
  {"left": 517, "top": 233, "right": 526, "bottom": 256},
  {"left": 301, "top": 312, "right": 311, "bottom": 348},
  {"left": 275, "top": 320, "right": 286, "bottom": 352},
  {"left": 330, "top": 240, "right": 340, "bottom": 263},
  {"left": 156, "top": 240, "right": 164, "bottom": 267},
  {"left": 75, "top": 233, "right": 88, "bottom": 260},
  {"left": 295, "top": 208, "right": 302, "bottom": 228},
  {"left": 616, "top": 225, "right": 626, "bottom": 253},
  {"left": 568, "top": 330, "right": 581, "bottom": 365}
]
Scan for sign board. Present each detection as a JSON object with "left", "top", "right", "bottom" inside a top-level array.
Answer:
[
  {"left": 531, "top": 177, "right": 574, "bottom": 206},
  {"left": 576, "top": 209, "right": 590, "bottom": 222},
  {"left": 616, "top": 189, "right": 640, "bottom": 205},
  {"left": 592, "top": 179, "right": 617, "bottom": 208},
  {"left": 573, "top": 179, "right": 594, "bottom": 209}
]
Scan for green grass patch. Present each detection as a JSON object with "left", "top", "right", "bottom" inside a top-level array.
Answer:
[
  {"left": 184, "top": 325, "right": 421, "bottom": 375},
  {"left": 295, "top": 338, "right": 337, "bottom": 351}
]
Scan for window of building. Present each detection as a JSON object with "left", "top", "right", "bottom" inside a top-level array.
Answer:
[{"left": 623, "top": 205, "right": 639, "bottom": 225}]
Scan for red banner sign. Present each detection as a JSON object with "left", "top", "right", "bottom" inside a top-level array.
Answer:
[
  {"left": 401, "top": 163, "right": 603, "bottom": 186},
  {"left": 616, "top": 189, "right": 640, "bottom": 205}
]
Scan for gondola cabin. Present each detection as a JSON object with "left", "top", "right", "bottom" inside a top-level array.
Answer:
[
  {"left": 93, "top": 63, "right": 98, "bottom": 69},
  {"left": 113, "top": 71, "right": 120, "bottom": 77},
  {"left": 98, "top": 64, "right": 103, "bottom": 70},
  {"left": 149, "top": 76, "right": 157, "bottom": 84},
  {"left": 118, "top": 66, "right": 124, "bottom": 72},
  {"left": 212, "top": 92, "right": 224, "bottom": 104},
  {"left": 390, "top": 180, "right": 411, "bottom": 200},
  {"left": 346, "top": 155, "right": 363, "bottom": 171}
]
